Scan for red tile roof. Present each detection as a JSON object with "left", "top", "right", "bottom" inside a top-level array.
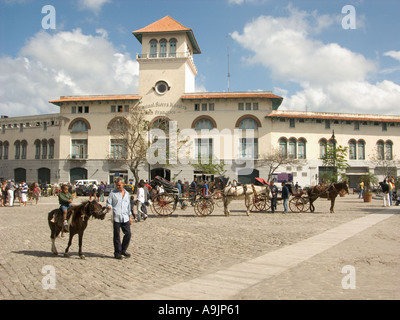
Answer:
[
  {"left": 181, "top": 92, "right": 283, "bottom": 100},
  {"left": 132, "top": 16, "right": 201, "bottom": 54},
  {"left": 133, "top": 16, "right": 191, "bottom": 34},
  {"left": 49, "top": 95, "right": 141, "bottom": 105},
  {"left": 266, "top": 111, "right": 400, "bottom": 123}
]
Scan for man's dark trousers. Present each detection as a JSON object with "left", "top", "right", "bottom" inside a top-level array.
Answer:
[{"left": 113, "top": 221, "right": 131, "bottom": 256}]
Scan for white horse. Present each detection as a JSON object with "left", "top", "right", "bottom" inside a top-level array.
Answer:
[{"left": 222, "top": 184, "right": 271, "bottom": 216}]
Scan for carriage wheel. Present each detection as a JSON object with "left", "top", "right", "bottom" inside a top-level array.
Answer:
[
  {"left": 289, "top": 197, "right": 305, "bottom": 213},
  {"left": 211, "top": 191, "right": 224, "bottom": 207},
  {"left": 194, "top": 199, "right": 214, "bottom": 216},
  {"left": 302, "top": 197, "right": 311, "bottom": 212},
  {"left": 250, "top": 195, "right": 266, "bottom": 212},
  {"left": 151, "top": 193, "right": 176, "bottom": 216}
]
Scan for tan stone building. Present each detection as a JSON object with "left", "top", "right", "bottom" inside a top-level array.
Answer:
[{"left": 1, "top": 16, "right": 399, "bottom": 187}]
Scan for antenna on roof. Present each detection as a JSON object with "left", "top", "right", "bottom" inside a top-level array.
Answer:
[{"left": 226, "top": 35, "right": 231, "bottom": 92}]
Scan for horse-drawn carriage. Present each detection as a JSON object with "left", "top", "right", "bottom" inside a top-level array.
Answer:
[
  {"left": 250, "top": 178, "right": 311, "bottom": 213},
  {"left": 149, "top": 176, "right": 222, "bottom": 217}
]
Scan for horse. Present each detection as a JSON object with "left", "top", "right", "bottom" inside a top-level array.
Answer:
[
  {"left": 222, "top": 184, "right": 271, "bottom": 216},
  {"left": 307, "top": 181, "right": 349, "bottom": 213},
  {"left": 48, "top": 200, "right": 108, "bottom": 259}
]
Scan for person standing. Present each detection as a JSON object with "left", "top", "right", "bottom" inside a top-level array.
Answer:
[
  {"left": 136, "top": 180, "right": 149, "bottom": 221},
  {"left": 107, "top": 177, "right": 133, "bottom": 259},
  {"left": 281, "top": 181, "right": 290, "bottom": 213},
  {"left": 20, "top": 181, "right": 28, "bottom": 207},
  {"left": 358, "top": 180, "right": 364, "bottom": 199},
  {"left": 270, "top": 180, "right": 278, "bottom": 213},
  {"left": 380, "top": 179, "right": 390, "bottom": 207},
  {"left": 7, "top": 179, "right": 16, "bottom": 207}
]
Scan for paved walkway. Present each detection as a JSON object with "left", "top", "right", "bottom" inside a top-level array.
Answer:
[{"left": 0, "top": 193, "right": 399, "bottom": 300}]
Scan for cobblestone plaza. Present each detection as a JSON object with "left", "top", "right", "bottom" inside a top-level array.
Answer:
[{"left": 0, "top": 193, "right": 399, "bottom": 301}]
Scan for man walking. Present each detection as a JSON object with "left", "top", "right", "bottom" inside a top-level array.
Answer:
[{"left": 107, "top": 177, "right": 133, "bottom": 259}]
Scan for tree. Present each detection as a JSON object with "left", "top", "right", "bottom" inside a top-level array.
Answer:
[
  {"left": 321, "top": 143, "right": 350, "bottom": 183},
  {"left": 192, "top": 155, "right": 226, "bottom": 176},
  {"left": 109, "top": 105, "right": 150, "bottom": 188},
  {"left": 368, "top": 146, "right": 399, "bottom": 178},
  {"left": 258, "top": 147, "right": 306, "bottom": 182}
]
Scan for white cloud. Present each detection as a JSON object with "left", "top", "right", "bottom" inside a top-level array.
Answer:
[
  {"left": 0, "top": 28, "right": 139, "bottom": 117},
  {"left": 231, "top": 6, "right": 400, "bottom": 115},
  {"left": 78, "top": 0, "right": 111, "bottom": 14},
  {"left": 228, "top": 0, "right": 268, "bottom": 5},
  {"left": 384, "top": 50, "right": 400, "bottom": 62}
]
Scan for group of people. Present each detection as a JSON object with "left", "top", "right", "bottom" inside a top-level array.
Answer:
[
  {"left": 269, "top": 180, "right": 291, "bottom": 213},
  {"left": 379, "top": 177, "right": 398, "bottom": 207},
  {"left": 0, "top": 179, "right": 39, "bottom": 207}
]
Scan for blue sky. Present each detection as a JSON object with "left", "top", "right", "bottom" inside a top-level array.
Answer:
[{"left": 1, "top": 0, "right": 400, "bottom": 117}]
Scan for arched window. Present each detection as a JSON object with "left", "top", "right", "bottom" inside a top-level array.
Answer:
[
  {"left": 194, "top": 118, "right": 214, "bottom": 131},
  {"left": 3, "top": 141, "right": 9, "bottom": 160},
  {"left": 14, "top": 140, "right": 21, "bottom": 159},
  {"left": 41, "top": 139, "right": 48, "bottom": 159},
  {"left": 34, "top": 139, "right": 41, "bottom": 159},
  {"left": 377, "top": 140, "right": 384, "bottom": 160},
  {"left": 151, "top": 117, "right": 170, "bottom": 132},
  {"left": 48, "top": 139, "right": 55, "bottom": 159},
  {"left": 159, "top": 39, "right": 167, "bottom": 57},
  {"left": 298, "top": 138, "right": 306, "bottom": 159},
  {"left": 21, "top": 140, "right": 27, "bottom": 160},
  {"left": 71, "top": 120, "right": 88, "bottom": 132},
  {"left": 108, "top": 117, "right": 129, "bottom": 133},
  {"left": 150, "top": 39, "right": 157, "bottom": 58},
  {"left": 319, "top": 138, "right": 327, "bottom": 159},
  {"left": 169, "top": 38, "right": 177, "bottom": 57},
  {"left": 385, "top": 140, "right": 393, "bottom": 160},
  {"left": 238, "top": 118, "right": 259, "bottom": 130},
  {"left": 349, "top": 139, "right": 357, "bottom": 160},
  {"left": 279, "top": 138, "right": 287, "bottom": 157},
  {"left": 357, "top": 140, "right": 365, "bottom": 160},
  {"left": 0, "top": 141, "right": 3, "bottom": 159},
  {"left": 288, "top": 138, "right": 297, "bottom": 159}
]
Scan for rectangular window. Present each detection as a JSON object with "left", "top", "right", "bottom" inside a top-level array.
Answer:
[
  {"left": 253, "top": 103, "right": 259, "bottom": 110},
  {"left": 209, "top": 103, "right": 214, "bottom": 111},
  {"left": 239, "top": 138, "right": 258, "bottom": 159},
  {"left": 382, "top": 123, "right": 387, "bottom": 131},
  {"left": 124, "top": 105, "right": 129, "bottom": 112},
  {"left": 43, "top": 122, "right": 47, "bottom": 131},
  {"left": 195, "top": 138, "right": 213, "bottom": 161},
  {"left": 289, "top": 119, "right": 295, "bottom": 128},
  {"left": 20, "top": 123, "right": 23, "bottom": 133},
  {"left": 84, "top": 106, "right": 89, "bottom": 113},
  {"left": 111, "top": 105, "right": 116, "bottom": 112},
  {"left": 325, "top": 120, "right": 330, "bottom": 129},
  {"left": 72, "top": 106, "right": 76, "bottom": 114},
  {"left": 238, "top": 103, "right": 244, "bottom": 111},
  {"left": 245, "top": 103, "right": 251, "bottom": 111},
  {"left": 354, "top": 121, "right": 359, "bottom": 130},
  {"left": 201, "top": 103, "right": 207, "bottom": 111},
  {"left": 110, "top": 139, "right": 127, "bottom": 159},
  {"left": 71, "top": 139, "right": 88, "bottom": 160},
  {"left": 194, "top": 103, "right": 200, "bottom": 111},
  {"left": 78, "top": 106, "right": 83, "bottom": 113}
]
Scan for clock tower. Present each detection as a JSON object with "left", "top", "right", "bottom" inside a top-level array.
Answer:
[{"left": 132, "top": 16, "right": 201, "bottom": 107}]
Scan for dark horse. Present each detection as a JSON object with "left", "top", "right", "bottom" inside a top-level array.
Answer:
[
  {"left": 48, "top": 200, "right": 107, "bottom": 259},
  {"left": 307, "top": 181, "right": 349, "bottom": 213}
]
